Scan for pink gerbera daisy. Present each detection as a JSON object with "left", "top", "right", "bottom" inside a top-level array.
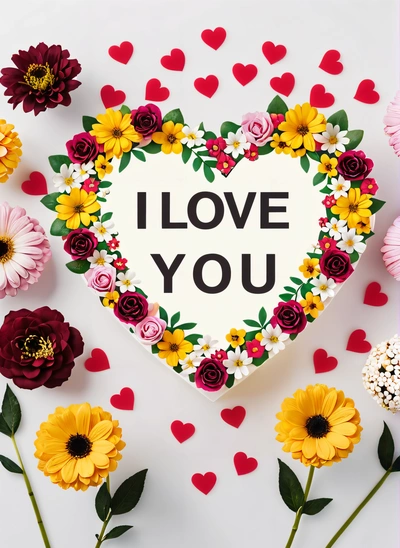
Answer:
[{"left": 381, "top": 216, "right": 400, "bottom": 281}]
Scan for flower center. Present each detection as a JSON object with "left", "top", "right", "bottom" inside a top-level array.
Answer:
[
  {"left": 234, "top": 359, "right": 243, "bottom": 367},
  {"left": 188, "top": 133, "right": 196, "bottom": 140},
  {"left": 307, "top": 265, "right": 315, "bottom": 273},
  {"left": 212, "top": 145, "right": 219, "bottom": 151},
  {"left": 329, "top": 136, "right": 338, "bottom": 144},
  {"left": 100, "top": 164, "right": 107, "bottom": 170},
  {"left": 202, "top": 344, "right": 210, "bottom": 351},
  {"left": 325, "top": 163, "right": 332, "bottom": 171},
  {"left": 348, "top": 204, "right": 358, "bottom": 212},
  {"left": 231, "top": 335, "right": 238, "bottom": 341},
  {"left": 96, "top": 258, "right": 105, "bottom": 265},
  {"left": 306, "top": 414, "right": 330, "bottom": 438},
  {"left": 24, "top": 63, "right": 55, "bottom": 91},
  {"left": 170, "top": 343, "right": 179, "bottom": 351},
  {"left": 233, "top": 141, "right": 240, "bottom": 149},
  {"left": 167, "top": 134, "right": 177, "bottom": 144},
  {"left": 74, "top": 204, "right": 84, "bottom": 213},
  {"left": 251, "top": 151, "right": 257, "bottom": 157},
  {"left": 278, "top": 141, "right": 286, "bottom": 149},
  {"left": 122, "top": 280, "right": 131, "bottom": 286},
  {"left": 223, "top": 162, "right": 229, "bottom": 168},
  {"left": 309, "top": 303, "right": 316, "bottom": 310},
  {"left": 186, "top": 359, "right": 194, "bottom": 368},
  {"left": 270, "top": 336, "right": 279, "bottom": 343},
  {"left": 337, "top": 184, "right": 343, "bottom": 190},
  {"left": 347, "top": 239, "right": 354, "bottom": 246},
  {"left": 112, "top": 128, "right": 122, "bottom": 138},
  {"left": 252, "top": 346, "right": 259, "bottom": 353},
  {"left": 297, "top": 124, "right": 309, "bottom": 136},
  {"left": 98, "top": 227, "right": 107, "bottom": 234},
  {"left": 66, "top": 434, "right": 92, "bottom": 458},
  {"left": 319, "top": 284, "right": 327, "bottom": 291},
  {"left": 65, "top": 177, "right": 74, "bottom": 186},
  {"left": 19, "top": 335, "right": 54, "bottom": 359},
  {"left": 0, "top": 236, "right": 14, "bottom": 263}
]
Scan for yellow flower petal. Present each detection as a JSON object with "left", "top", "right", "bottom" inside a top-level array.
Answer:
[
  {"left": 302, "top": 436, "right": 317, "bottom": 458},
  {"left": 89, "top": 420, "right": 113, "bottom": 442}
]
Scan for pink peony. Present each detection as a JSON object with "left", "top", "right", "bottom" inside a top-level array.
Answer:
[
  {"left": 134, "top": 316, "right": 166, "bottom": 345},
  {"left": 241, "top": 111, "right": 274, "bottom": 147},
  {"left": 381, "top": 216, "right": 400, "bottom": 280},
  {"left": 85, "top": 265, "right": 116, "bottom": 294}
]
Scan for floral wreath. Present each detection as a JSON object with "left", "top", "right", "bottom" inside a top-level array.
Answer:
[{"left": 41, "top": 95, "right": 384, "bottom": 395}]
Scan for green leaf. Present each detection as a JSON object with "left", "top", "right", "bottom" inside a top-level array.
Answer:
[
  {"left": 203, "top": 131, "right": 217, "bottom": 140},
  {"left": 0, "top": 455, "right": 23, "bottom": 474},
  {"left": 2, "top": 386, "right": 21, "bottom": 436},
  {"left": 119, "top": 151, "right": 131, "bottom": 173},
  {"left": 99, "top": 181, "right": 112, "bottom": 188},
  {"left": 120, "top": 105, "right": 131, "bottom": 115},
  {"left": 284, "top": 286, "right": 296, "bottom": 294},
  {"left": 141, "top": 141, "right": 161, "bottom": 154},
  {"left": 104, "top": 525, "right": 133, "bottom": 541},
  {"left": 170, "top": 312, "right": 181, "bottom": 328},
  {"left": 313, "top": 172, "right": 327, "bottom": 186},
  {"left": 66, "top": 260, "right": 90, "bottom": 274},
  {"left": 243, "top": 319, "right": 260, "bottom": 328},
  {"left": 185, "top": 334, "right": 201, "bottom": 345},
  {"left": 225, "top": 375, "right": 235, "bottom": 389},
  {"left": 151, "top": 344, "right": 159, "bottom": 354},
  {"left": 49, "top": 155, "right": 71, "bottom": 173},
  {"left": 159, "top": 307, "right": 168, "bottom": 324},
  {"left": 290, "top": 333, "right": 297, "bottom": 341},
  {"left": 258, "top": 143, "right": 274, "bottom": 156},
  {"left": 82, "top": 115, "right": 98, "bottom": 132},
  {"left": 267, "top": 95, "right": 288, "bottom": 115},
  {"left": 0, "top": 414, "right": 12, "bottom": 437},
  {"left": 101, "top": 212, "right": 113, "bottom": 222},
  {"left": 300, "top": 154, "right": 310, "bottom": 173},
  {"left": 258, "top": 307, "right": 267, "bottom": 326},
  {"left": 290, "top": 277, "right": 303, "bottom": 285},
  {"left": 95, "top": 483, "right": 111, "bottom": 521},
  {"left": 192, "top": 157, "right": 202, "bottom": 172},
  {"left": 182, "top": 146, "right": 192, "bottom": 164},
  {"left": 307, "top": 151, "right": 320, "bottom": 162},
  {"left": 303, "top": 498, "right": 333, "bottom": 516},
  {"left": 252, "top": 354, "right": 268, "bottom": 366},
  {"left": 203, "top": 163, "right": 215, "bottom": 183},
  {"left": 197, "top": 149, "right": 211, "bottom": 157},
  {"left": 278, "top": 459, "right": 304, "bottom": 513},
  {"left": 50, "top": 218, "right": 70, "bottom": 237},
  {"left": 174, "top": 322, "right": 197, "bottom": 331},
  {"left": 278, "top": 293, "right": 294, "bottom": 302},
  {"left": 378, "top": 422, "right": 395, "bottom": 471},
  {"left": 111, "top": 469, "right": 148, "bottom": 515},
  {"left": 369, "top": 199, "right": 385, "bottom": 215},
  {"left": 198, "top": 122, "right": 205, "bottom": 131},
  {"left": 97, "top": 196, "right": 107, "bottom": 203},
  {"left": 41, "top": 192, "right": 61, "bottom": 212},
  {"left": 391, "top": 455, "right": 400, "bottom": 472},
  {"left": 345, "top": 130, "right": 364, "bottom": 150},
  {"left": 220, "top": 121, "right": 241, "bottom": 138},
  {"left": 327, "top": 110, "right": 349, "bottom": 131},
  {"left": 163, "top": 108, "right": 184, "bottom": 125},
  {"left": 132, "top": 149, "right": 146, "bottom": 162}
]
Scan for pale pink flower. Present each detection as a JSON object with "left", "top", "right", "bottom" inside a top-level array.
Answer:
[
  {"left": 381, "top": 216, "right": 400, "bottom": 280},
  {"left": 384, "top": 91, "right": 400, "bottom": 156}
]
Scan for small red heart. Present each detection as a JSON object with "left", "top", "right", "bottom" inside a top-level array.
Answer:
[
  {"left": 313, "top": 349, "right": 338, "bottom": 374},
  {"left": 194, "top": 75, "right": 219, "bottom": 98},
  {"left": 108, "top": 41, "right": 134, "bottom": 65},
  {"left": 110, "top": 387, "right": 134, "bottom": 410},
  {"left": 220, "top": 406, "right": 246, "bottom": 428},
  {"left": 262, "top": 41, "right": 287, "bottom": 64},
  {"left": 232, "top": 63, "right": 258, "bottom": 86},
  {"left": 364, "top": 282, "right": 388, "bottom": 307},
  {"left": 319, "top": 50, "right": 343, "bottom": 75},
  {"left": 161, "top": 48, "right": 185, "bottom": 71},
  {"left": 346, "top": 329, "right": 372, "bottom": 353},
  {"left": 170, "top": 420, "right": 195, "bottom": 443},
  {"left": 310, "top": 84, "right": 335, "bottom": 108},
  {"left": 270, "top": 72, "right": 295, "bottom": 97},
  {"left": 84, "top": 348, "right": 110, "bottom": 373},
  {"left": 354, "top": 80, "right": 380, "bottom": 104},
  {"left": 145, "top": 78, "right": 170, "bottom": 102},
  {"left": 191, "top": 472, "right": 217, "bottom": 495},
  {"left": 100, "top": 85, "right": 126, "bottom": 109},
  {"left": 201, "top": 27, "right": 226, "bottom": 50},
  {"left": 21, "top": 171, "right": 47, "bottom": 196},
  {"left": 233, "top": 452, "right": 258, "bottom": 476}
]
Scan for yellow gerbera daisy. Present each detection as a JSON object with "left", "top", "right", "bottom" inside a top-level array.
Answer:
[
  {"left": 299, "top": 258, "right": 320, "bottom": 278},
  {"left": 226, "top": 328, "right": 246, "bottom": 348},
  {"left": 331, "top": 188, "right": 373, "bottom": 229},
  {"left": 318, "top": 154, "right": 338, "bottom": 177},
  {"left": 0, "top": 120, "right": 22, "bottom": 183},
  {"left": 56, "top": 188, "right": 100, "bottom": 230},
  {"left": 152, "top": 121, "right": 185, "bottom": 154},
  {"left": 157, "top": 329, "right": 193, "bottom": 367},
  {"left": 270, "top": 133, "right": 292, "bottom": 155},
  {"left": 300, "top": 292, "right": 324, "bottom": 318},
  {"left": 278, "top": 103, "right": 326, "bottom": 152},
  {"left": 275, "top": 384, "right": 362, "bottom": 467},
  {"left": 91, "top": 108, "right": 142, "bottom": 160},
  {"left": 94, "top": 154, "right": 113, "bottom": 180},
  {"left": 34, "top": 403, "right": 125, "bottom": 491}
]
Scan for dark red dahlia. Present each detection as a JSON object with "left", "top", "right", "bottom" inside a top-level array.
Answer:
[{"left": 0, "top": 43, "right": 81, "bottom": 115}]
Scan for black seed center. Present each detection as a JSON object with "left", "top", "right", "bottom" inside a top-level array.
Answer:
[
  {"left": 66, "top": 434, "right": 92, "bottom": 458},
  {"left": 306, "top": 414, "right": 330, "bottom": 438}
]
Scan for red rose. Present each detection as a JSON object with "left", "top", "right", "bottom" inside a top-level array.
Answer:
[
  {"left": 319, "top": 249, "right": 354, "bottom": 282},
  {"left": 131, "top": 104, "right": 162, "bottom": 138},
  {"left": 271, "top": 300, "right": 307, "bottom": 334},
  {"left": 337, "top": 150, "right": 373, "bottom": 181},
  {"left": 195, "top": 358, "right": 228, "bottom": 392},
  {"left": 64, "top": 228, "right": 98, "bottom": 260},
  {"left": 66, "top": 132, "right": 101, "bottom": 164},
  {"left": 114, "top": 292, "right": 148, "bottom": 325}
]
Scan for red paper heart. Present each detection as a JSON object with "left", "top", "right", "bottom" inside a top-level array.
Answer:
[
  {"left": 234, "top": 452, "right": 258, "bottom": 476},
  {"left": 201, "top": 27, "right": 226, "bottom": 50},
  {"left": 270, "top": 72, "right": 295, "bottom": 97},
  {"left": 100, "top": 85, "right": 126, "bottom": 109},
  {"left": 170, "top": 420, "right": 195, "bottom": 443},
  {"left": 191, "top": 472, "right": 217, "bottom": 495},
  {"left": 346, "top": 330, "right": 372, "bottom": 353},
  {"left": 232, "top": 63, "right": 258, "bottom": 86},
  {"left": 220, "top": 406, "right": 246, "bottom": 428},
  {"left": 194, "top": 75, "right": 219, "bottom": 98},
  {"left": 310, "top": 84, "right": 335, "bottom": 108},
  {"left": 110, "top": 387, "right": 134, "bottom": 410},
  {"left": 21, "top": 171, "right": 47, "bottom": 196},
  {"left": 161, "top": 48, "right": 185, "bottom": 71},
  {"left": 145, "top": 78, "right": 170, "bottom": 102},
  {"left": 313, "top": 349, "right": 338, "bottom": 374},
  {"left": 84, "top": 348, "right": 110, "bottom": 373},
  {"left": 364, "top": 282, "right": 388, "bottom": 307},
  {"left": 262, "top": 41, "right": 287, "bottom": 64},
  {"left": 108, "top": 41, "right": 134, "bottom": 65},
  {"left": 319, "top": 50, "right": 343, "bottom": 75},
  {"left": 354, "top": 80, "right": 380, "bottom": 104}
]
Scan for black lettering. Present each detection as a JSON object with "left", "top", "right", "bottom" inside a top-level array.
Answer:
[{"left": 151, "top": 254, "right": 185, "bottom": 292}]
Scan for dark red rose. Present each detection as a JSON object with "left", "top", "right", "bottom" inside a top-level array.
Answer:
[
  {"left": 0, "top": 307, "right": 84, "bottom": 390},
  {"left": 66, "top": 132, "right": 101, "bottom": 164},
  {"left": 131, "top": 104, "right": 162, "bottom": 138},
  {"left": 319, "top": 249, "right": 354, "bottom": 283},
  {"left": 195, "top": 358, "right": 228, "bottom": 392},
  {"left": 64, "top": 228, "right": 98, "bottom": 260},
  {"left": 337, "top": 150, "right": 374, "bottom": 181},
  {"left": 114, "top": 292, "right": 148, "bottom": 325},
  {"left": 271, "top": 301, "right": 307, "bottom": 335}
]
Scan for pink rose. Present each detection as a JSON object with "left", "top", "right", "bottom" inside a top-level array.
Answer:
[
  {"left": 85, "top": 265, "right": 116, "bottom": 294},
  {"left": 135, "top": 316, "right": 166, "bottom": 345},
  {"left": 241, "top": 111, "right": 274, "bottom": 147}
]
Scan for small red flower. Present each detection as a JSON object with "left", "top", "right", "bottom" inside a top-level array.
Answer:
[
  {"left": 244, "top": 143, "right": 259, "bottom": 161},
  {"left": 270, "top": 113, "right": 284, "bottom": 129},
  {"left": 319, "top": 217, "right": 329, "bottom": 228},
  {"left": 216, "top": 152, "right": 235, "bottom": 175},
  {"left": 206, "top": 137, "right": 226, "bottom": 157},
  {"left": 211, "top": 349, "right": 228, "bottom": 362},
  {"left": 246, "top": 339, "right": 264, "bottom": 358},
  {"left": 322, "top": 195, "right": 336, "bottom": 208},
  {"left": 108, "top": 237, "right": 120, "bottom": 251},
  {"left": 113, "top": 258, "right": 128, "bottom": 270},
  {"left": 360, "top": 177, "right": 379, "bottom": 196},
  {"left": 82, "top": 178, "right": 100, "bottom": 193},
  {"left": 318, "top": 236, "right": 337, "bottom": 252}
]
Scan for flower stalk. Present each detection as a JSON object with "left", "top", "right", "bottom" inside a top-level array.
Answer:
[{"left": 284, "top": 466, "right": 315, "bottom": 548}]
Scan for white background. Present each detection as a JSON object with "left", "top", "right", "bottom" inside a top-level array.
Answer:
[{"left": 0, "top": 1, "right": 399, "bottom": 547}]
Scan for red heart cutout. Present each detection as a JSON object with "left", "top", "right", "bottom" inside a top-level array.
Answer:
[
  {"left": 233, "top": 452, "right": 258, "bottom": 476},
  {"left": 220, "top": 406, "right": 246, "bottom": 428},
  {"left": 110, "top": 387, "right": 134, "bottom": 410},
  {"left": 194, "top": 75, "right": 219, "bottom": 98},
  {"left": 270, "top": 72, "right": 295, "bottom": 97},
  {"left": 346, "top": 329, "right": 372, "bottom": 353},
  {"left": 145, "top": 78, "right": 170, "bottom": 102},
  {"left": 84, "top": 348, "right": 110, "bottom": 373},
  {"left": 319, "top": 50, "right": 343, "bottom": 75},
  {"left": 191, "top": 472, "right": 217, "bottom": 495},
  {"left": 313, "top": 349, "right": 338, "bottom": 374},
  {"left": 364, "top": 282, "right": 388, "bottom": 307},
  {"left": 100, "top": 85, "right": 126, "bottom": 109},
  {"left": 354, "top": 80, "right": 380, "bottom": 104},
  {"left": 108, "top": 41, "right": 134, "bottom": 65},
  {"left": 201, "top": 27, "right": 226, "bottom": 50},
  {"left": 310, "top": 84, "right": 335, "bottom": 108},
  {"left": 161, "top": 48, "right": 185, "bottom": 71},
  {"left": 170, "top": 420, "right": 195, "bottom": 443},
  {"left": 21, "top": 171, "right": 47, "bottom": 196},
  {"left": 232, "top": 63, "right": 258, "bottom": 86},
  {"left": 262, "top": 41, "right": 287, "bottom": 64}
]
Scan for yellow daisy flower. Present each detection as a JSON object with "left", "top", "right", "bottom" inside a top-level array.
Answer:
[
  {"left": 270, "top": 133, "right": 292, "bottom": 155},
  {"left": 226, "top": 328, "right": 246, "bottom": 348},
  {"left": 300, "top": 292, "right": 324, "bottom": 318},
  {"left": 0, "top": 120, "right": 22, "bottom": 183},
  {"left": 355, "top": 217, "right": 371, "bottom": 235},
  {"left": 157, "top": 329, "right": 193, "bottom": 367},
  {"left": 56, "top": 188, "right": 100, "bottom": 230},
  {"left": 278, "top": 103, "right": 326, "bottom": 152},
  {"left": 331, "top": 188, "right": 373, "bottom": 229},
  {"left": 152, "top": 121, "right": 185, "bottom": 154},
  {"left": 91, "top": 108, "right": 142, "bottom": 160},
  {"left": 94, "top": 154, "right": 113, "bottom": 180},
  {"left": 318, "top": 154, "right": 338, "bottom": 177},
  {"left": 103, "top": 291, "right": 119, "bottom": 308},
  {"left": 299, "top": 258, "right": 320, "bottom": 278}
]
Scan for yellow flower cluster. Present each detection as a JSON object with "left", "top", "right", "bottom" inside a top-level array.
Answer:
[
  {"left": 0, "top": 120, "right": 22, "bottom": 183},
  {"left": 276, "top": 103, "right": 326, "bottom": 154}
]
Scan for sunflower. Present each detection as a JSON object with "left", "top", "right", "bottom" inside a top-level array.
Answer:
[
  {"left": 331, "top": 188, "right": 373, "bottom": 229},
  {"left": 300, "top": 292, "right": 324, "bottom": 318},
  {"left": 152, "top": 121, "right": 185, "bottom": 154},
  {"left": 299, "top": 258, "right": 320, "bottom": 278},
  {"left": 275, "top": 384, "right": 362, "bottom": 467},
  {"left": 318, "top": 154, "right": 338, "bottom": 177},
  {"left": 34, "top": 403, "right": 125, "bottom": 491},
  {"left": 91, "top": 108, "right": 142, "bottom": 160},
  {"left": 278, "top": 103, "right": 326, "bottom": 152},
  {"left": 0, "top": 120, "right": 22, "bottom": 183},
  {"left": 56, "top": 188, "right": 100, "bottom": 229},
  {"left": 157, "top": 329, "right": 193, "bottom": 367}
]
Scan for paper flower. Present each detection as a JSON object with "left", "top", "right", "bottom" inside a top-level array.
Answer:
[
  {"left": 381, "top": 216, "right": 400, "bottom": 280},
  {"left": 72, "top": 161, "right": 96, "bottom": 183},
  {"left": 225, "top": 328, "right": 246, "bottom": 349},
  {"left": 337, "top": 228, "right": 366, "bottom": 254},
  {"left": 53, "top": 163, "right": 80, "bottom": 193},
  {"left": 0, "top": 119, "right": 22, "bottom": 183},
  {"left": 327, "top": 176, "right": 351, "bottom": 199},
  {"left": 300, "top": 292, "right": 324, "bottom": 318},
  {"left": 152, "top": 121, "right": 185, "bottom": 154},
  {"left": 88, "top": 249, "right": 116, "bottom": 268},
  {"left": 195, "top": 358, "right": 228, "bottom": 391},
  {"left": 260, "top": 324, "right": 289, "bottom": 355},
  {"left": 0, "top": 43, "right": 81, "bottom": 115},
  {"left": 331, "top": 188, "right": 373, "bottom": 229},
  {"left": 94, "top": 154, "right": 113, "bottom": 179},
  {"left": 115, "top": 270, "right": 140, "bottom": 293},
  {"left": 278, "top": 103, "right": 326, "bottom": 152},
  {"left": 318, "top": 154, "right": 338, "bottom": 178},
  {"left": 319, "top": 248, "right": 354, "bottom": 283},
  {"left": 206, "top": 137, "right": 226, "bottom": 157},
  {"left": 241, "top": 111, "right": 274, "bottom": 147},
  {"left": 216, "top": 152, "right": 235, "bottom": 175},
  {"left": 299, "top": 258, "right": 320, "bottom": 278},
  {"left": 64, "top": 228, "right": 98, "bottom": 260},
  {"left": 131, "top": 103, "right": 162, "bottom": 143},
  {"left": 66, "top": 132, "right": 102, "bottom": 164},
  {"left": 224, "top": 128, "right": 250, "bottom": 159},
  {"left": 384, "top": 91, "right": 400, "bottom": 156},
  {"left": 89, "top": 220, "right": 115, "bottom": 243},
  {"left": 360, "top": 178, "right": 379, "bottom": 196},
  {"left": 314, "top": 123, "right": 349, "bottom": 154},
  {"left": 135, "top": 316, "right": 166, "bottom": 345},
  {"left": 244, "top": 143, "right": 259, "bottom": 161},
  {"left": 114, "top": 291, "right": 148, "bottom": 325},
  {"left": 194, "top": 335, "right": 219, "bottom": 358},
  {"left": 179, "top": 351, "right": 202, "bottom": 375},
  {"left": 321, "top": 217, "right": 347, "bottom": 240},
  {"left": 85, "top": 265, "right": 116, "bottom": 295},
  {"left": 91, "top": 109, "right": 142, "bottom": 160},
  {"left": 310, "top": 274, "right": 336, "bottom": 302},
  {"left": 102, "top": 291, "right": 119, "bottom": 308},
  {"left": 223, "top": 347, "right": 252, "bottom": 380},
  {"left": 56, "top": 188, "right": 100, "bottom": 230},
  {"left": 337, "top": 150, "right": 373, "bottom": 181},
  {"left": 270, "top": 133, "right": 291, "bottom": 155},
  {"left": 246, "top": 339, "right": 264, "bottom": 358},
  {"left": 271, "top": 301, "right": 307, "bottom": 334},
  {"left": 180, "top": 125, "right": 206, "bottom": 148},
  {"left": 362, "top": 335, "right": 400, "bottom": 412},
  {"left": 157, "top": 329, "right": 193, "bottom": 367}
]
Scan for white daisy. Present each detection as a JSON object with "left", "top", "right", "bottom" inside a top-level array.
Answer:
[
  {"left": 310, "top": 274, "right": 336, "bottom": 302},
  {"left": 194, "top": 335, "right": 218, "bottom": 358},
  {"left": 327, "top": 176, "right": 351, "bottom": 199},
  {"left": 89, "top": 220, "right": 115, "bottom": 243},
  {"left": 180, "top": 125, "right": 206, "bottom": 148},
  {"left": 337, "top": 228, "right": 367, "bottom": 254},
  {"left": 223, "top": 347, "right": 252, "bottom": 380},
  {"left": 72, "top": 161, "right": 96, "bottom": 183},
  {"left": 116, "top": 270, "right": 141, "bottom": 293},
  {"left": 88, "top": 249, "right": 116, "bottom": 268},
  {"left": 314, "top": 123, "right": 350, "bottom": 154},
  {"left": 321, "top": 217, "right": 347, "bottom": 240},
  {"left": 179, "top": 352, "right": 203, "bottom": 375},
  {"left": 225, "top": 128, "right": 250, "bottom": 159},
  {"left": 53, "top": 164, "right": 80, "bottom": 194},
  {"left": 260, "top": 324, "right": 289, "bottom": 355}
]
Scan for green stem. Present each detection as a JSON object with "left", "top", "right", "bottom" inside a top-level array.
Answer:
[
  {"left": 11, "top": 435, "right": 51, "bottom": 548},
  {"left": 325, "top": 469, "right": 392, "bottom": 548},
  {"left": 94, "top": 475, "right": 112, "bottom": 548},
  {"left": 285, "top": 466, "right": 315, "bottom": 548}
]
